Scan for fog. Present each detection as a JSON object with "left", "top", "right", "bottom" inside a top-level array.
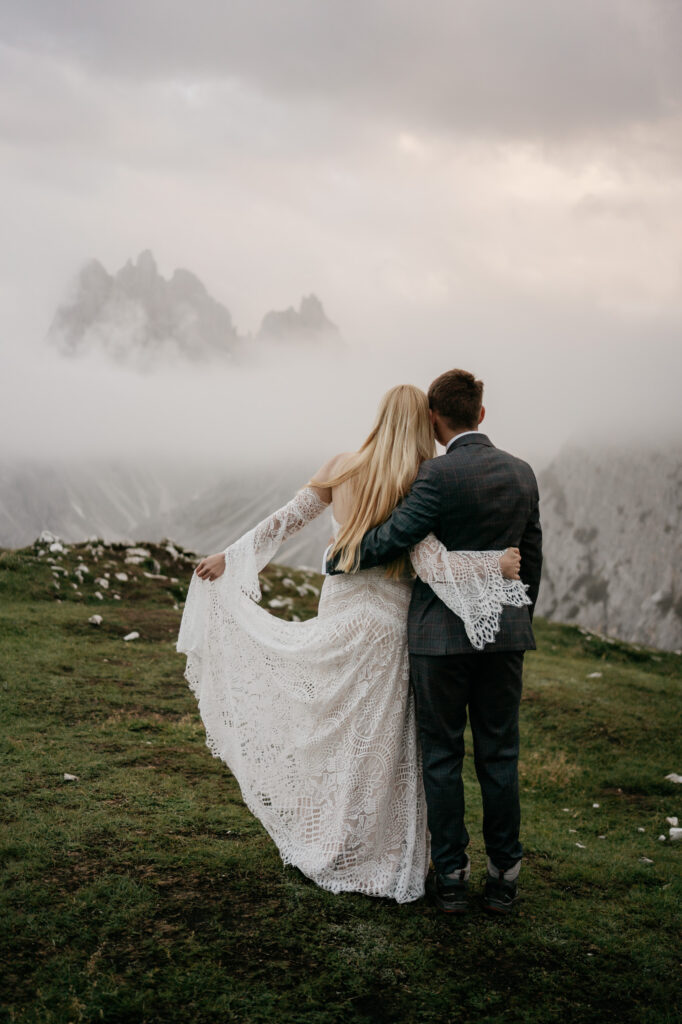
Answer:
[
  {"left": 3, "top": 305, "right": 680, "bottom": 475},
  {"left": 1, "top": 0, "right": 681, "bottom": 476}
]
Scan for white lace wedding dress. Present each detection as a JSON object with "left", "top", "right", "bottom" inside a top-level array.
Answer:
[{"left": 176, "top": 487, "right": 529, "bottom": 903}]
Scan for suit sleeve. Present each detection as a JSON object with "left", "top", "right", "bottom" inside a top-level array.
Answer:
[
  {"left": 327, "top": 461, "right": 442, "bottom": 572},
  {"left": 519, "top": 481, "right": 543, "bottom": 619}
]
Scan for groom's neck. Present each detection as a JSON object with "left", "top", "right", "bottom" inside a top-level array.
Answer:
[{"left": 441, "top": 426, "right": 478, "bottom": 449}]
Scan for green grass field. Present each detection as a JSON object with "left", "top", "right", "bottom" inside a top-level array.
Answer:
[{"left": 1, "top": 537, "right": 680, "bottom": 1024}]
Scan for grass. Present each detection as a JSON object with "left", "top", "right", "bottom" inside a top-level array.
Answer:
[{"left": 0, "top": 536, "right": 680, "bottom": 1024}]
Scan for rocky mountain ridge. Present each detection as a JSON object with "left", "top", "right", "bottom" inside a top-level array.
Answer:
[
  {"left": 1, "top": 445, "right": 679, "bottom": 649},
  {"left": 536, "top": 444, "right": 681, "bottom": 652},
  {"left": 47, "top": 250, "right": 340, "bottom": 367}
]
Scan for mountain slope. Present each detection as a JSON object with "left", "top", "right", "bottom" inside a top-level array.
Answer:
[{"left": 537, "top": 444, "right": 682, "bottom": 651}]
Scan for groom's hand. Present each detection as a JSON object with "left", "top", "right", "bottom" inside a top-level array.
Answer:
[{"left": 325, "top": 550, "right": 343, "bottom": 575}]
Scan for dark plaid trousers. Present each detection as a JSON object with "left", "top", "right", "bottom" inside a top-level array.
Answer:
[{"left": 409, "top": 650, "right": 525, "bottom": 874}]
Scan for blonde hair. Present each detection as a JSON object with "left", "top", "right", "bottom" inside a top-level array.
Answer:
[{"left": 311, "top": 384, "right": 436, "bottom": 578}]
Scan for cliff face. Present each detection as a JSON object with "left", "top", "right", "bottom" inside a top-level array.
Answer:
[
  {"left": 536, "top": 445, "right": 682, "bottom": 651},
  {"left": 47, "top": 251, "right": 240, "bottom": 366},
  {"left": 46, "top": 252, "right": 340, "bottom": 367}
]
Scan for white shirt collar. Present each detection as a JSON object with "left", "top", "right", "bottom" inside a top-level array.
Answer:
[{"left": 445, "top": 430, "right": 480, "bottom": 452}]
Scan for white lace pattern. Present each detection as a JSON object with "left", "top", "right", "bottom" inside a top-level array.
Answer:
[{"left": 177, "top": 487, "right": 528, "bottom": 902}]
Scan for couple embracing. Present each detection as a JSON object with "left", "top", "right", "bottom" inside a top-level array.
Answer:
[{"left": 177, "top": 368, "right": 542, "bottom": 914}]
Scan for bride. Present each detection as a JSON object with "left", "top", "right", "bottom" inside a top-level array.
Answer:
[{"left": 176, "top": 385, "right": 529, "bottom": 903}]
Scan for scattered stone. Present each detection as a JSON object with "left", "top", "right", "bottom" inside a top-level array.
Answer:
[
  {"left": 143, "top": 571, "right": 167, "bottom": 580},
  {"left": 592, "top": 803, "right": 600, "bottom": 808},
  {"left": 94, "top": 592, "right": 104, "bottom": 601},
  {"left": 123, "top": 631, "right": 140, "bottom": 641},
  {"left": 88, "top": 614, "right": 103, "bottom": 626},
  {"left": 666, "top": 816, "right": 679, "bottom": 827},
  {"left": 598, "top": 835, "right": 606, "bottom": 839},
  {"left": 282, "top": 577, "right": 296, "bottom": 589},
  {"left": 63, "top": 773, "right": 79, "bottom": 781},
  {"left": 658, "top": 835, "right": 667, "bottom": 842},
  {"left": 113, "top": 594, "right": 121, "bottom": 601},
  {"left": 575, "top": 842, "right": 586, "bottom": 849},
  {"left": 95, "top": 577, "right": 109, "bottom": 589},
  {"left": 637, "top": 827, "right": 645, "bottom": 833},
  {"left": 670, "top": 828, "right": 682, "bottom": 841},
  {"left": 125, "top": 547, "right": 151, "bottom": 565},
  {"left": 586, "top": 672, "right": 602, "bottom": 679},
  {"left": 664, "top": 773, "right": 682, "bottom": 784},
  {"left": 50, "top": 541, "right": 64, "bottom": 553},
  {"left": 639, "top": 856, "right": 654, "bottom": 864},
  {"left": 115, "top": 572, "right": 128, "bottom": 582},
  {"left": 268, "top": 598, "right": 291, "bottom": 609}
]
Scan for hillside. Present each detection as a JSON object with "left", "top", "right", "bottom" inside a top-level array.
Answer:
[
  {"left": 1, "top": 535, "right": 680, "bottom": 1023},
  {"left": 537, "top": 444, "right": 682, "bottom": 651}
]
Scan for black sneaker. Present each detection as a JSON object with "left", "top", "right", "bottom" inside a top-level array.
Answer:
[
  {"left": 482, "top": 869, "right": 518, "bottom": 915},
  {"left": 426, "top": 868, "right": 469, "bottom": 914}
]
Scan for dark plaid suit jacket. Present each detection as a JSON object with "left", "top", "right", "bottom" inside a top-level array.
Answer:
[{"left": 350, "top": 433, "right": 542, "bottom": 655}]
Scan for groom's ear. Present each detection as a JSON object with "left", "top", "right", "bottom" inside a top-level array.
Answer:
[{"left": 478, "top": 405, "right": 486, "bottom": 426}]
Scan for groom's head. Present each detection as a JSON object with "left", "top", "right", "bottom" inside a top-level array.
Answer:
[{"left": 428, "top": 369, "right": 485, "bottom": 445}]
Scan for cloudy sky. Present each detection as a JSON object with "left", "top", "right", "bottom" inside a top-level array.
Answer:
[{"left": 1, "top": 0, "right": 681, "bottom": 467}]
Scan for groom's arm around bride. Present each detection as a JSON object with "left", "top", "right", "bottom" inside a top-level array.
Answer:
[{"left": 328, "top": 368, "right": 542, "bottom": 914}]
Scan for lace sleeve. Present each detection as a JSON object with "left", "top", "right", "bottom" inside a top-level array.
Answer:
[
  {"left": 409, "top": 533, "right": 531, "bottom": 650},
  {"left": 221, "top": 487, "right": 329, "bottom": 602}
]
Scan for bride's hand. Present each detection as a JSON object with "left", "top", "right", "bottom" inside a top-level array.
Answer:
[
  {"left": 195, "top": 553, "right": 226, "bottom": 581},
  {"left": 499, "top": 547, "right": 521, "bottom": 580}
]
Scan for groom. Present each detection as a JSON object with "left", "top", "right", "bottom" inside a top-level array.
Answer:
[{"left": 328, "top": 369, "right": 542, "bottom": 914}]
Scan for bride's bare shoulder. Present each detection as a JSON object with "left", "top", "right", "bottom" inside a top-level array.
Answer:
[{"left": 308, "top": 452, "right": 354, "bottom": 502}]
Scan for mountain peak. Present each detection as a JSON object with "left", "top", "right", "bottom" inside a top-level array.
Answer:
[{"left": 257, "top": 294, "right": 339, "bottom": 343}]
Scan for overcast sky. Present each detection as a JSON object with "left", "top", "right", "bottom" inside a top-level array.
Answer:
[{"left": 1, "top": 0, "right": 681, "bottom": 468}]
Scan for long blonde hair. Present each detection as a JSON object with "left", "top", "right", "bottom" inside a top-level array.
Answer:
[{"left": 312, "top": 384, "right": 436, "bottom": 577}]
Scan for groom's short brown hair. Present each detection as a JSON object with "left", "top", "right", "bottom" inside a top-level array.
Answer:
[{"left": 428, "top": 369, "right": 484, "bottom": 430}]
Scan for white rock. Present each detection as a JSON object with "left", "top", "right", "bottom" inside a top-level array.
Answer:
[
  {"left": 88, "top": 614, "right": 103, "bottom": 626},
  {"left": 658, "top": 835, "right": 667, "bottom": 841},
  {"left": 592, "top": 803, "right": 600, "bottom": 808},
  {"left": 268, "top": 598, "right": 289, "bottom": 609},
  {"left": 639, "top": 856, "right": 654, "bottom": 864},
  {"left": 113, "top": 594, "right": 121, "bottom": 600},
  {"left": 39, "top": 530, "right": 59, "bottom": 543},
  {"left": 586, "top": 672, "right": 602, "bottom": 679},
  {"left": 637, "top": 827, "right": 645, "bottom": 833},
  {"left": 669, "top": 827, "right": 682, "bottom": 841},
  {"left": 94, "top": 577, "right": 109, "bottom": 589},
  {"left": 575, "top": 842, "right": 586, "bottom": 849},
  {"left": 665, "top": 816, "right": 679, "bottom": 827},
  {"left": 282, "top": 577, "right": 296, "bottom": 589},
  {"left": 115, "top": 572, "right": 129, "bottom": 582},
  {"left": 143, "top": 571, "right": 167, "bottom": 580},
  {"left": 125, "top": 547, "right": 151, "bottom": 565},
  {"left": 123, "top": 631, "right": 140, "bottom": 641},
  {"left": 63, "top": 773, "right": 79, "bottom": 781},
  {"left": 598, "top": 835, "right": 606, "bottom": 839},
  {"left": 76, "top": 564, "right": 90, "bottom": 574},
  {"left": 664, "top": 773, "right": 682, "bottom": 784},
  {"left": 568, "top": 828, "right": 578, "bottom": 833},
  {"left": 94, "top": 592, "right": 104, "bottom": 600},
  {"left": 50, "top": 542, "right": 64, "bottom": 553}
]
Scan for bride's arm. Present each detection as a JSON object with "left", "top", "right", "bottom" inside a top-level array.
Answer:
[
  {"left": 410, "top": 536, "right": 522, "bottom": 584},
  {"left": 409, "top": 534, "right": 531, "bottom": 650},
  {"left": 195, "top": 455, "right": 342, "bottom": 582}
]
